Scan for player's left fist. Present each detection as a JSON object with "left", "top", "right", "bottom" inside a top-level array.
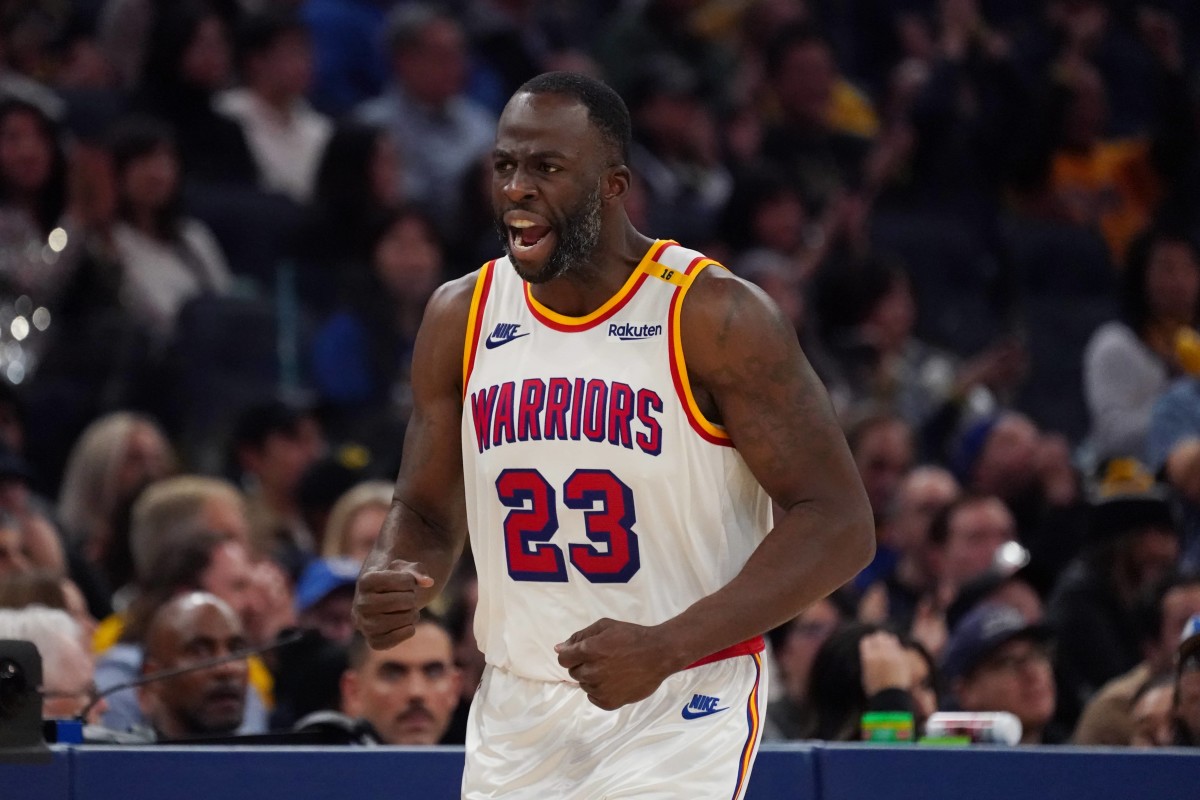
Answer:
[{"left": 554, "top": 618, "right": 675, "bottom": 710}]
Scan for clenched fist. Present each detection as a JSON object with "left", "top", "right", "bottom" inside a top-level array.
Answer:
[{"left": 353, "top": 560, "right": 435, "bottom": 650}]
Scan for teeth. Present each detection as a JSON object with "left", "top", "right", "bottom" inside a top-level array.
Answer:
[{"left": 510, "top": 219, "right": 535, "bottom": 228}]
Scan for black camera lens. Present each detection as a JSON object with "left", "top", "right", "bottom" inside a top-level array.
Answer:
[{"left": 0, "top": 656, "right": 28, "bottom": 715}]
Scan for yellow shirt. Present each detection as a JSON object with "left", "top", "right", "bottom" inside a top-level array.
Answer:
[{"left": 1049, "top": 139, "right": 1159, "bottom": 264}]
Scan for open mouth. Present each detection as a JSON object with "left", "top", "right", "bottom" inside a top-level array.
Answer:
[{"left": 507, "top": 217, "right": 555, "bottom": 260}]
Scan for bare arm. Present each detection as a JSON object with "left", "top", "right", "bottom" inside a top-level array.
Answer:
[
  {"left": 353, "top": 273, "right": 476, "bottom": 649},
  {"left": 558, "top": 269, "right": 874, "bottom": 707},
  {"left": 655, "top": 268, "right": 875, "bottom": 666}
]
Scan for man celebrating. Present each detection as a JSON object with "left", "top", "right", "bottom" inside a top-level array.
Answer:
[{"left": 354, "top": 71, "right": 873, "bottom": 797}]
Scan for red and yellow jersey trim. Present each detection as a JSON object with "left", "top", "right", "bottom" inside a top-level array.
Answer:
[
  {"left": 730, "top": 651, "right": 764, "bottom": 800},
  {"left": 686, "top": 635, "right": 765, "bottom": 670},
  {"left": 667, "top": 258, "right": 734, "bottom": 446},
  {"left": 462, "top": 260, "right": 497, "bottom": 399},
  {"left": 523, "top": 240, "right": 673, "bottom": 332}
]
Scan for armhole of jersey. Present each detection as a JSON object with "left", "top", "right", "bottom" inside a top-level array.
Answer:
[
  {"left": 462, "top": 260, "right": 496, "bottom": 400},
  {"left": 667, "top": 258, "right": 734, "bottom": 447}
]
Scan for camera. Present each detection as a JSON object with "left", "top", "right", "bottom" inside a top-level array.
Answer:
[{"left": 0, "top": 640, "right": 51, "bottom": 763}]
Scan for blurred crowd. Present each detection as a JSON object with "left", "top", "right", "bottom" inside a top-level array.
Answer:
[{"left": 4, "top": 0, "right": 1200, "bottom": 751}]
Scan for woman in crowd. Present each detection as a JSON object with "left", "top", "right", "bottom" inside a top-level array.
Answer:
[
  {"left": 309, "top": 205, "right": 444, "bottom": 437},
  {"left": 107, "top": 116, "right": 233, "bottom": 345},
  {"left": 320, "top": 481, "right": 392, "bottom": 564},
  {"left": 295, "top": 121, "right": 401, "bottom": 315},
  {"left": 808, "top": 621, "right": 939, "bottom": 742},
  {"left": 1083, "top": 228, "right": 1200, "bottom": 463},
  {"left": 56, "top": 411, "right": 174, "bottom": 603}
]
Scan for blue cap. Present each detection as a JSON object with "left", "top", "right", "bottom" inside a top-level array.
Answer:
[
  {"left": 941, "top": 603, "right": 1052, "bottom": 682},
  {"left": 295, "top": 557, "right": 361, "bottom": 613}
]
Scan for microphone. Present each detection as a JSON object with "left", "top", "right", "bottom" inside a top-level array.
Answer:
[{"left": 74, "top": 628, "right": 310, "bottom": 723}]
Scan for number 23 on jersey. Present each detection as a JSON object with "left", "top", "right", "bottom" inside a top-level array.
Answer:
[{"left": 496, "top": 468, "right": 640, "bottom": 583}]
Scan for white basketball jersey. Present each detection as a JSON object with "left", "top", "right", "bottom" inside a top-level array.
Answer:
[{"left": 460, "top": 240, "right": 773, "bottom": 682}]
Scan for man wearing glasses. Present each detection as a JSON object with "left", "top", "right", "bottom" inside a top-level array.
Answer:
[{"left": 941, "top": 603, "right": 1063, "bottom": 744}]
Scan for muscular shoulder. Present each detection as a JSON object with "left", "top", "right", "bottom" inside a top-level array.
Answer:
[
  {"left": 414, "top": 269, "right": 485, "bottom": 396},
  {"left": 679, "top": 265, "right": 798, "bottom": 390}
]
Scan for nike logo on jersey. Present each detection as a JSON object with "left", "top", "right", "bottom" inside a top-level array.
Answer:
[
  {"left": 485, "top": 322, "right": 531, "bottom": 349},
  {"left": 608, "top": 323, "right": 663, "bottom": 340},
  {"left": 681, "top": 693, "right": 728, "bottom": 720}
]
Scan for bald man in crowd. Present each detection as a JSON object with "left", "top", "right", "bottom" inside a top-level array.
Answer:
[{"left": 137, "top": 592, "right": 249, "bottom": 741}]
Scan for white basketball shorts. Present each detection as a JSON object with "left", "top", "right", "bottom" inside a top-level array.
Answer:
[{"left": 461, "top": 652, "right": 768, "bottom": 799}]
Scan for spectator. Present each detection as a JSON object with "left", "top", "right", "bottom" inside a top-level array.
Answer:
[
  {"left": 138, "top": 591, "right": 249, "bottom": 741},
  {"left": 56, "top": 411, "right": 174, "bottom": 609},
  {"left": 133, "top": 1, "right": 258, "bottom": 186},
  {"left": 1011, "top": 13, "right": 1188, "bottom": 264},
  {"left": 339, "top": 615, "right": 462, "bottom": 745},
  {"left": 1084, "top": 228, "right": 1200, "bottom": 463},
  {"left": 95, "top": 530, "right": 269, "bottom": 735},
  {"left": 942, "top": 603, "right": 1063, "bottom": 744},
  {"left": 764, "top": 597, "right": 843, "bottom": 740},
  {"left": 0, "top": 443, "right": 65, "bottom": 577},
  {"left": 593, "top": 0, "right": 736, "bottom": 113},
  {"left": 857, "top": 465, "right": 961, "bottom": 632},
  {"left": 1145, "top": 369, "right": 1200, "bottom": 571},
  {"left": 808, "top": 622, "right": 938, "bottom": 741},
  {"left": 301, "top": 0, "right": 390, "bottom": 116},
  {"left": 0, "top": 605, "right": 103, "bottom": 723},
  {"left": 820, "top": 260, "right": 1024, "bottom": 446},
  {"left": 231, "top": 400, "right": 326, "bottom": 575},
  {"left": 0, "top": 568, "right": 97, "bottom": 647},
  {"left": 951, "top": 411, "right": 1088, "bottom": 595},
  {"left": 320, "top": 480, "right": 391, "bottom": 564},
  {"left": 0, "top": 510, "right": 32, "bottom": 578},
  {"left": 127, "top": 475, "right": 252, "bottom": 594},
  {"left": 294, "top": 120, "right": 400, "bottom": 316},
  {"left": 758, "top": 25, "right": 881, "bottom": 212},
  {"left": 309, "top": 206, "right": 445, "bottom": 437},
  {"left": 945, "top": 552, "right": 1044, "bottom": 632},
  {"left": 927, "top": 495, "right": 1019, "bottom": 610},
  {"left": 1074, "top": 572, "right": 1200, "bottom": 745},
  {"left": 355, "top": 3, "right": 495, "bottom": 239},
  {"left": 294, "top": 557, "right": 359, "bottom": 647},
  {"left": 625, "top": 55, "right": 732, "bottom": 246},
  {"left": 217, "top": 10, "right": 331, "bottom": 204},
  {"left": 846, "top": 410, "right": 915, "bottom": 529},
  {"left": 1129, "top": 674, "right": 1176, "bottom": 747},
  {"left": 1175, "top": 613, "right": 1200, "bottom": 746},
  {"left": 106, "top": 116, "right": 233, "bottom": 345},
  {"left": 0, "top": 96, "right": 87, "bottom": 379},
  {"left": 1048, "top": 461, "right": 1180, "bottom": 728}
]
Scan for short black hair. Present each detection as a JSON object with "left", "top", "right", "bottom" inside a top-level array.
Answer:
[
  {"left": 235, "top": 10, "right": 308, "bottom": 67},
  {"left": 515, "top": 71, "right": 631, "bottom": 165},
  {"left": 1120, "top": 226, "right": 1200, "bottom": 333},
  {"left": 346, "top": 610, "right": 447, "bottom": 669},
  {"left": 232, "top": 399, "right": 315, "bottom": 451}
]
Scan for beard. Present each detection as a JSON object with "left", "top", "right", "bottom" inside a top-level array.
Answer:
[{"left": 495, "top": 185, "right": 603, "bottom": 284}]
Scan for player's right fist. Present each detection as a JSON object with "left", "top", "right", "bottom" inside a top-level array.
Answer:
[{"left": 352, "top": 560, "right": 435, "bottom": 650}]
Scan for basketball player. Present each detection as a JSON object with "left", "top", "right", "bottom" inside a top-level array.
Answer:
[{"left": 353, "top": 72, "right": 874, "bottom": 798}]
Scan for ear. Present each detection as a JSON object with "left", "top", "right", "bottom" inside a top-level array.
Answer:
[
  {"left": 449, "top": 665, "right": 464, "bottom": 701},
  {"left": 602, "top": 165, "right": 631, "bottom": 203},
  {"left": 340, "top": 669, "right": 361, "bottom": 716}
]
